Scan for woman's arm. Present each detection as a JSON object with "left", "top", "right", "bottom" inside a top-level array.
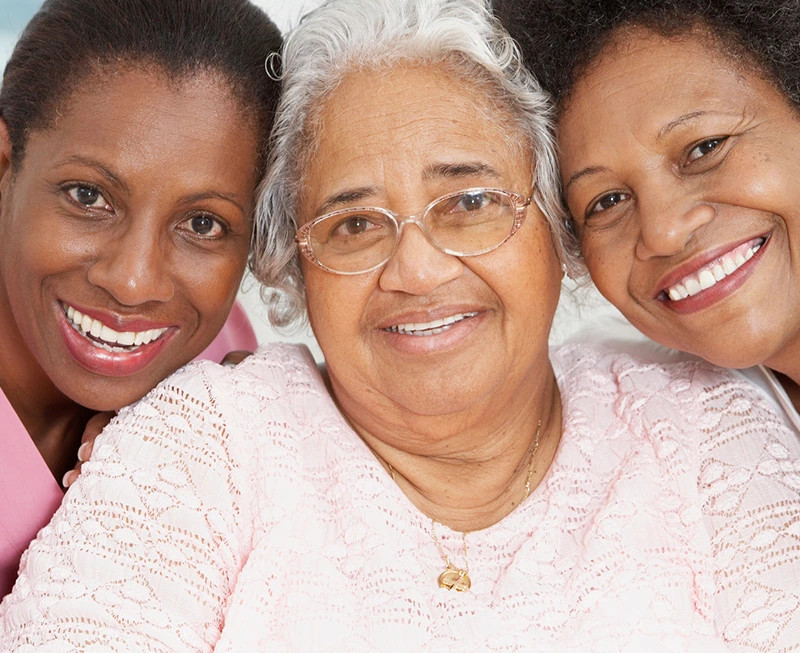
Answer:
[{"left": 0, "top": 363, "right": 255, "bottom": 652}]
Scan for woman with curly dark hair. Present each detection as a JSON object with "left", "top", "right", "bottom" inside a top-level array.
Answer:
[
  {"left": 499, "top": 0, "right": 800, "bottom": 417},
  {"left": 494, "top": 4, "right": 800, "bottom": 647}
]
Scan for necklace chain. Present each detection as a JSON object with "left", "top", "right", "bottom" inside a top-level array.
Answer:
[{"left": 386, "top": 419, "right": 542, "bottom": 592}]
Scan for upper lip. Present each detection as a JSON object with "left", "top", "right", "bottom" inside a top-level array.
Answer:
[
  {"left": 375, "top": 305, "right": 485, "bottom": 330},
  {"left": 654, "top": 233, "right": 769, "bottom": 298},
  {"left": 61, "top": 301, "right": 175, "bottom": 333}
]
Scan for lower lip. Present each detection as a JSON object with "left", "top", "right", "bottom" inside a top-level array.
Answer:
[
  {"left": 381, "top": 312, "right": 486, "bottom": 354},
  {"left": 58, "top": 309, "right": 175, "bottom": 377},
  {"left": 661, "top": 238, "right": 768, "bottom": 315}
]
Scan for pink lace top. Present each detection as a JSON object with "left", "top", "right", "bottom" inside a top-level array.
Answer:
[
  {"left": 0, "top": 301, "right": 257, "bottom": 599},
  {"left": 2, "top": 343, "right": 799, "bottom": 652}
]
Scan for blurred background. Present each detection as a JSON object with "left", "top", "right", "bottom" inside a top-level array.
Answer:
[{"left": 0, "top": 0, "right": 623, "bottom": 357}]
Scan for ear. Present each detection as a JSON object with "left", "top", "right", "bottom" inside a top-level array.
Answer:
[{"left": 0, "top": 118, "right": 13, "bottom": 192}]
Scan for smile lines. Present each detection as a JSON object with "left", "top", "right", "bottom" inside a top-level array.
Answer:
[
  {"left": 63, "top": 302, "right": 168, "bottom": 351},
  {"left": 385, "top": 312, "right": 478, "bottom": 336},
  {"left": 664, "top": 238, "right": 765, "bottom": 301}
]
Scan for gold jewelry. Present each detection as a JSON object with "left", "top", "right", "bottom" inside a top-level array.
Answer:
[
  {"left": 431, "top": 520, "right": 471, "bottom": 591},
  {"left": 385, "top": 419, "right": 541, "bottom": 592}
]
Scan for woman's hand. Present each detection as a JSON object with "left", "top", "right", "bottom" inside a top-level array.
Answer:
[
  {"left": 62, "top": 411, "right": 114, "bottom": 488},
  {"left": 221, "top": 350, "right": 252, "bottom": 367}
]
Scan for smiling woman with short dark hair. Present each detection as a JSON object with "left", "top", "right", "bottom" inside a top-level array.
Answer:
[{"left": 0, "top": 0, "right": 281, "bottom": 597}]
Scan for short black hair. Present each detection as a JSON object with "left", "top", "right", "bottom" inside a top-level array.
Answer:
[
  {"left": 495, "top": 0, "right": 800, "bottom": 111},
  {"left": 0, "top": 0, "right": 283, "bottom": 172}
]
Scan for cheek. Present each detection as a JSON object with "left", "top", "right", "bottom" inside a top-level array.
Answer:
[
  {"left": 303, "top": 268, "right": 351, "bottom": 340},
  {"left": 179, "top": 250, "right": 248, "bottom": 323},
  {"left": 581, "top": 233, "right": 631, "bottom": 298},
  {"left": 497, "top": 226, "right": 562, "bottom": 324}
]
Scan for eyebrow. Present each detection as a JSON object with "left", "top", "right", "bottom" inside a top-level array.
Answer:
[
  {"left": 317, "top": 187, "right": 379, "bottom": 215},
  {"left": 316, "top": 162, "right": 503, "bottom": 215},
  {"left": 56, "top": 155, "right": 129, "bottom": 193},
  {"left": 565, "top": 165, "right": 609, "bottom": 192},
  {"left": 421, "top": 161, "right": 502, "bottom": 181},
  {"left": 56, "top": 155, "right": 245, "bottom": 214},
  {"left": 657, "top": 110, "right": 713, "bottom": 139},
  {"left": 179, "top": 191, "right": 246, "bottom": 215}
]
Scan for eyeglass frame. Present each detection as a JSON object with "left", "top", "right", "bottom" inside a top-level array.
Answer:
[{"left": 295, "top": 186, "right": 535, "bottom": 276}]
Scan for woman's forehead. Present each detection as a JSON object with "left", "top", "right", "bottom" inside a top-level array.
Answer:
[{"left": 299, "top": 64, "right": 531, "bottom": 200}]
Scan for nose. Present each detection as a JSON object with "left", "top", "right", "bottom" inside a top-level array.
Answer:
[
  {"left": 634, "top": 194, "right": 716, "bottom": 260},
  {"left": 378, "top": 220, "right": 463, "bottom": 295},
  {"left": 86, "top": 225, "right": 174, "bottom": 306}
]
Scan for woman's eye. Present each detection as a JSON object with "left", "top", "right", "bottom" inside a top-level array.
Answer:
[
  {"left": 66, "top": 185, "right": 110, "bottom": 210},
  {"left": 182, "top": 214, "right": 225, "bottom": 238},
  {"left": 588, "top": 191, "right": 629, "bottom": 215},
  {"left": 333, "top": 216, "right": 377, "bottom": 236},
  {"left": 686, "top": 137, "right": 727, "bottom": 163},
  {"left": 453, "top": 191, "right": 490, "bottom": 212}
]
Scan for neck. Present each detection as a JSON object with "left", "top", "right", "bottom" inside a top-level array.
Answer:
[
  {"left": 341, "top": 365, "right": 562, "bottom": 532},
  {"left": 0, "top": 292, "right": 90, "bottom": 481}
]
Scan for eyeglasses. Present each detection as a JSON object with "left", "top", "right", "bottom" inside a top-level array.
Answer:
[{"left": 296, "top": 187, "right": 532, "bottom": 275}]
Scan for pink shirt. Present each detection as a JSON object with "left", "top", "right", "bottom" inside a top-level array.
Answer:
[
  {"left": 0, "top": 390, "right": 62, "bottom": 598},
  {"left": 0, "top": 301, "right": 257, "bottom": 597},
  {"left": 3, "top": 343, "right": 799, "bottom": 651}
]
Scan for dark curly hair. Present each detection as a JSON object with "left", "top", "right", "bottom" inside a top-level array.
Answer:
[
  {"left": 494, "top": 0, "right": 800, "bottom": 111},
  {"left": 0, "top": 0, "right": 282, "bottom": 173}
]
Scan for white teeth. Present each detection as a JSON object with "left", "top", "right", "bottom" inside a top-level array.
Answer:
[
  {"left": 61, "top": 302, "right": 167, "bottom": 350},
  {"left": 386, "top": 312, "right": 478, "bottom": 336},
  {"left": 100, "top": 325, "right": 118, "bottom": 344},
  {"left": 117, "top": 331, "right": 136, "bottom": 346},
  {"left": 722, "top": 257, "right": 736, "bottom": 275},
  {"left": 664, "top": 239, "right": 765, "bottom": 302},
  {"left": 698, "top": 269, "right": 717, "bottom": 290},
  {"left": 685, "top": 278, "right": 702, "bottom": 296}
]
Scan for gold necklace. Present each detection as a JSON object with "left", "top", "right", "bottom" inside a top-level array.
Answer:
[{"left": 386, "top": 419, "right": 541, "bottom": 592}]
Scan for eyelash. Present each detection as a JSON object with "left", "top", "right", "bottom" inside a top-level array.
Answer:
[
  {"left": 685, "top": 136, "right": 729, "bottom": 165},
  {"left": 179, "top": 214, "right": 229, "bottom": 240},
  {"left": 63, "top": 183, "right": 112, "bottom": 211},
  {"left": 586, "top": 191, "right": 631, "bottom": 218}
]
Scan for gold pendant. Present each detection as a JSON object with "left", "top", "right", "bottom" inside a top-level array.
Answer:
[{"left": 438, "top": 565, "right": 471, "bottom": 592}]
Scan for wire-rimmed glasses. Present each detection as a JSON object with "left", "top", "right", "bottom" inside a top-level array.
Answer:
[{"left": 296, "top": 187, "right": 533, "bottom": 275}]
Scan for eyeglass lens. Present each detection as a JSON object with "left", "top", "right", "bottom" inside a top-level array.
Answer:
[{"left": 308, "top": 190, "right": 518, "bottom": 273}]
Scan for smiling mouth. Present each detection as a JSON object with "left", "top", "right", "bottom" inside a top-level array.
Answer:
[
  {"left": 660, "top": 237, "right": 766, "bottom": 301},
  {"left": 384, "top": 312, "right": 478, "bottom": 336},
  {"left": 62, "top": 302, "right": 168, "bottom": 352}
]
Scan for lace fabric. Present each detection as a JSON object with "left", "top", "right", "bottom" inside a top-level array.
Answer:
[{"left": 1, "top": 343, "right": 798, "bottom": 652}]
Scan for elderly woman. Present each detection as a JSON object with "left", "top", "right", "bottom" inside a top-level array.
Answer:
[
  {"left": 497, "top": 0, "right": 800, "bottom": 412},
  {"left": 2, "top": 0, "right": 798, "bottom": 650},
  {"left": 0, "top": 0, "right": 278, "bottom": 596}
]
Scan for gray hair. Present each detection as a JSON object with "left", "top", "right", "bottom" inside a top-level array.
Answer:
[{"left": 252, "top": 0, "right": 574, "bottom": 328}]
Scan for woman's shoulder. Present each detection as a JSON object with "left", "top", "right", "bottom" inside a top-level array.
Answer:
[
  {"left": 552, "top": 340, "right": 755, "bottom": 396},
  {"left": 550, "top": 341, "right": 790, "bottom": 448},
  {"left": 133, "top": 342, "right": 326, "bottom": 416}
]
